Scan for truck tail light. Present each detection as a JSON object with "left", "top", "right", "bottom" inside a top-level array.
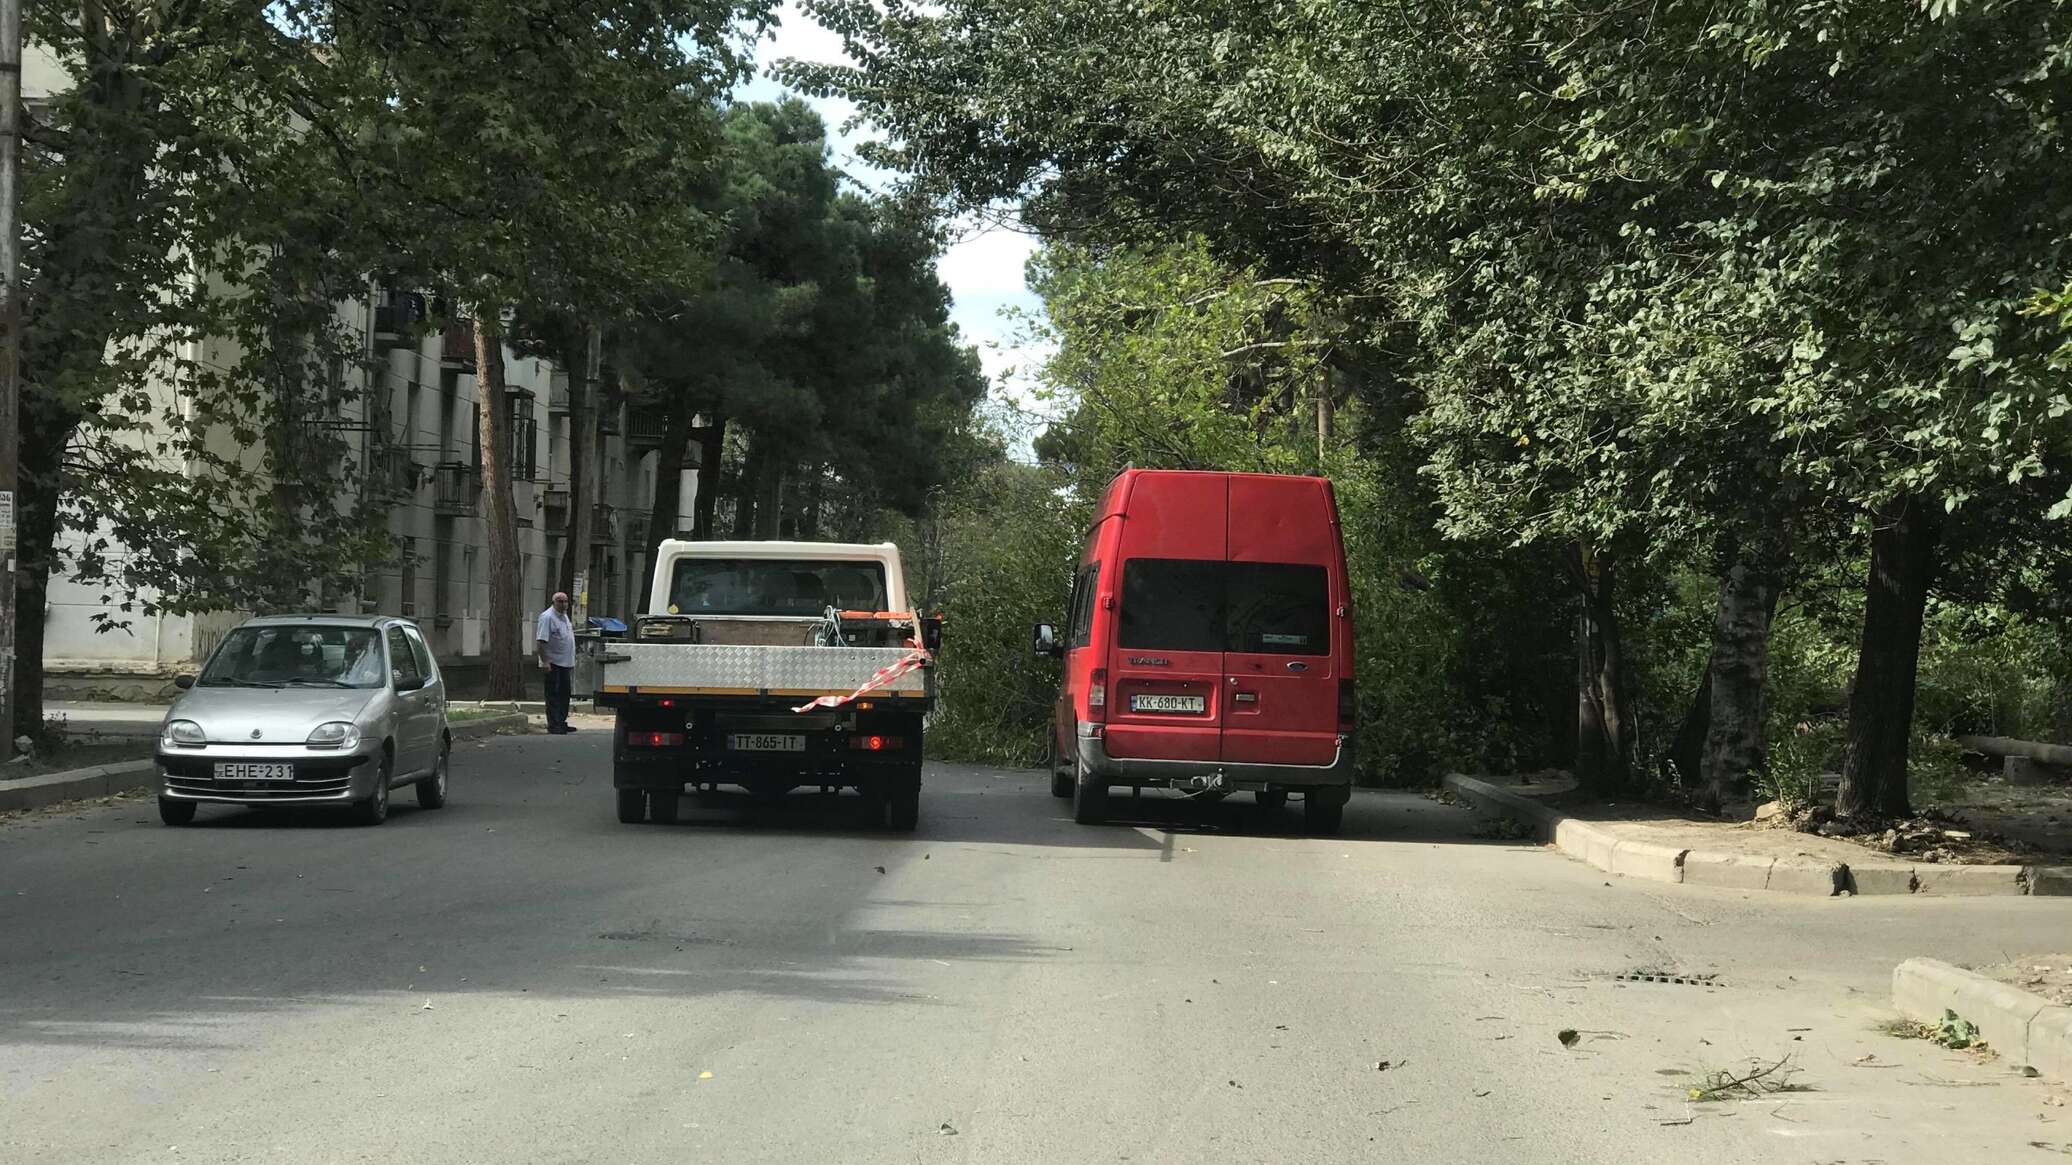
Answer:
[
  {"left": 1088, "top": 669, "right": 1108, "bottom": 719},
  {"left": 1338, "top": 678, "right": 1357, "bottom": 733},
  {"left": 628, "top": 731, "right": 685, "bottom": 748},
  {"left": 848, "top": 735, "right": 906, "bottom": 752}
]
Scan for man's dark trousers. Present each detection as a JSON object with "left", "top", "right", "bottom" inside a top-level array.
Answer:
[{"left": 544, "top": 665, "right": 573, "bottom": 732}]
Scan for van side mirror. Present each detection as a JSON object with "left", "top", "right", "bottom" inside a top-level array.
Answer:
[
  {"left": 921, "top": 616, "right": 944, "bottom": 653},
  {"left": 173, "top": 674, "right": 195, "bottom": 690},
  {"left": 1032, "top": 623, "right": 1061, "bottom": 659}
]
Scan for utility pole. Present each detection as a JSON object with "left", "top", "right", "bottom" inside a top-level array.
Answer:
[{"left": 0, "top": 0, "right": 24, "bottom": 762}]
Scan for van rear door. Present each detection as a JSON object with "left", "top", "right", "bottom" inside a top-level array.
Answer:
[
  {"left": 1221, "top": 477, "right": 1341, "bottom": 767},
  {"left": 1103, "top": 476, "right": 1226, "bottom": 763}
]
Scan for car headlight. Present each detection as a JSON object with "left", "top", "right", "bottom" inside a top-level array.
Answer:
[
  {"left": 306, "top": 721, "right": 362, "bottom": 750},
  {"left": 162, "top": 719, "right": 205, "bottom": 747}
]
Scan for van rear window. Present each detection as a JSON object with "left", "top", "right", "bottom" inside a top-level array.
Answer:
[
  {"left": 1118, "top": 559, "right": 1223, "bottom": 652},
  {"left": 1117, "top": 559, "right": 1330, "bottom": 656},
  {"left": 1227, "top": 563, "right": 1330, "bottom": 655}
]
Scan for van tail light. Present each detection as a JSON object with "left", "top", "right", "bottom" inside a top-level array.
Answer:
[
  {"left": 848, "top": 735, "right": 905, "bottom": 752},
  {"left": 1338, "top": 678, "right": 1357, "bottom": 733},
  {"left": 1087, "top": 668, "right": 1108, "bottom": 720},
  {"left": 628, "top": 731, "right": 685, "bottom": 748}
]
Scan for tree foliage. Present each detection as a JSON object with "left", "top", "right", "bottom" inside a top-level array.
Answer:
[{"left": 794, "top": 0, "right": 2072, "bottom": 806}]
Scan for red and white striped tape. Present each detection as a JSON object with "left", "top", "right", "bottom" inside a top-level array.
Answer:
[{"left": 791, "top": 648, "right": 933, "bottom": 713}]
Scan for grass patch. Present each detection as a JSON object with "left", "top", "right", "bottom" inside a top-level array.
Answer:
[
  {"left": 1880, "top": 1011, "right": 1988, "bottom": 1051},
  {"left": 2, "top": 740, "right": 156, "bottom": 780},
  {"left": 447, "top": 707, "right": 515, "bottom": 723}
]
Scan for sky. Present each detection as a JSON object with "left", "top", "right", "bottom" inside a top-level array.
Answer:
[{"left": 733, "top": 4, "right": 1051, "bottom": 434}]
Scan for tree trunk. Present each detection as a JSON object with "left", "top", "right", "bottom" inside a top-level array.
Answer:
[
  {"left": 1837, "top": 496, "right": 1941, "bottom": 819},
  {"left": 1668, "top": 666, "right": 1711, "bottom": 792},
  {"left": 636, "top": 402, "right": 697, "bottom": 613},
  {"left": 754, "top": 459, "right": 784, "bottom": 540},
  {"left": 691, "top": 415, "right": 725, "bottom": 539},
  {"left": 1570, "top": 542, "right": 1636, "bottom": 794},
  {"left": 1697, "top": 555, "right": 1784, "bottom": 811},
  {"left": 730, "top": 432, "right": 766, "bottom": 540},
  {"left": 473, "top": 318, "right": 524, "bottom": 699},
  {"left": 9, "top": 406, "right": 70, "bottom": 740},
  {"left": 557, "top": 327, "right": 601, "bottom": 595},
  {"left": 800, "top": 470, "right": 825, "bottom": 540}
]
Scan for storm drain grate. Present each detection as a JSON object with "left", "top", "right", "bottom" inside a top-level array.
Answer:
[{"left": 1614, "top": 970, "right": 1722, "bottom": 987}]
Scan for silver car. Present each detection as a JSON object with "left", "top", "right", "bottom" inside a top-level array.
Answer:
[{"left": 155, "top": 615, "right": 450, "bottom": 826}]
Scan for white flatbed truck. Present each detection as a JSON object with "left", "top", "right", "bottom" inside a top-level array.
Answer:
[{"left": 596, "top": 541, "right": 938, "bottom": 829}]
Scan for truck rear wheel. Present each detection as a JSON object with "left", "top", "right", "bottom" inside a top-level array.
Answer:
[
  {"left": 881, "top": 765, "right": 921, "bottom": 831},
  {"left": 1071, "top": 760, "right": 1107, "bottom": 825},
  {"left": 616, "top": 787, "right": 645, "bottom": 824},
  {"left": 649, "top": 788, "right": 680, "bottom": 825}
]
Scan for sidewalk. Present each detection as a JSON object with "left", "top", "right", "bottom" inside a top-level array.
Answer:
[
  {"left": 1444, "top": 773, "right": 2070, "bottom": 898},
  {"left": 46, "top": 702, "right": 168, "bottom": 739}
]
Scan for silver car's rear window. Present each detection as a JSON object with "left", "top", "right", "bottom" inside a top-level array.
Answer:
[{"left": 200, "top": 627, "right": 386, "bottom": 689}]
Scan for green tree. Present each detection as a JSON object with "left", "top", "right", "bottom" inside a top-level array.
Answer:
[
  {"left": 15, "top": 3, "right": 413, "bottom": 738},
  {"left": 798, "top": 0, "right": 2072, "bottom": 814},
  {"left": 322, "top": 0, "right": 766, "bottom": 696}
]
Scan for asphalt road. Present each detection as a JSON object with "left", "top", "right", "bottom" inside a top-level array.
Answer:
[{"left": 4, "top": 731, "right": 2068, "bottom": 1164}]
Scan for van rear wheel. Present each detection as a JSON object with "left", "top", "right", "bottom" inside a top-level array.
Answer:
[
  {"left": 1071, "top": 761, "right": 1108, "bottom": 825},
  {"left": 1303, "top": 797, "right": 1343, "bottom": 836},
  {"left": 1048, "top": 739, "right": 1073, "bottom": 799}
]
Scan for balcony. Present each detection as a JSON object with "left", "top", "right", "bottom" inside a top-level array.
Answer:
[
  {"left": 371, "top": 447, "right": 423, "bottom": 500},
  {"left": 626, "top": 407, "right": 669, "bottom": 448},
  {"left": 622, "top": 512, "right": 649, "bottom": 551},
  {"left": 440, "top": 322, "right": 475, "bottom": 370},
  {"left": 372, "top": 289, "right": 425, "bottom": 349},
  {"left": 542, "top": 486, "right": 571, "bottom": 525},
  {"left": 432, "top": 462, "right": 476, "bottom": 517},
  {"left": 591, "top": 503, "right": 617, "bottom": 544},
  {"left": 548, "top": 372, "right": 572, "bottom": 417}
]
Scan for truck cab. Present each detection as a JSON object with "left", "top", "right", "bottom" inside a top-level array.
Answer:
[{"left": 598, "top": 541, "right": 936, "bottom": 829}]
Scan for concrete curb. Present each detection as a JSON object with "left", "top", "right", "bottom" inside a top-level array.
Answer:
[
  {"left": 1442, "top": 773, "right": 2067, "bottom": 898},
  {"left": 1894, "top": 958, "right": 2070, "bottom": 1082},
  {"left": 451, "top": 712, "right": 531, "bottom": 740},
  {"left": 0, "top": 760, "right": 158, "bottom": 813},
  {"left": 0, "top": 712, "right": 529, "bottom": 814}
]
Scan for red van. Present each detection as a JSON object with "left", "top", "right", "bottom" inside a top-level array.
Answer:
[{"left": 1034, "top": 469, "right": 1356, "bottom": 833}]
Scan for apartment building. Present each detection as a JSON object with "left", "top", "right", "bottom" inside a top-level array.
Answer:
[{"left": 41, "top": 288, "right": 695, "bottom": 698}]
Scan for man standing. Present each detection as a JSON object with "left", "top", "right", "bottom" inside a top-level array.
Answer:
[{"left": 535, "top": 591, "right": 577, "bottom": 735}]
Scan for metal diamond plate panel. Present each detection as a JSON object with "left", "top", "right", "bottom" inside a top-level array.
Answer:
[
  {"left": 602, "top": 643, "right": 927, "bottom": 696},
  {"left": 763, "top": 647, "right": 927, "bottom": 696}
]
